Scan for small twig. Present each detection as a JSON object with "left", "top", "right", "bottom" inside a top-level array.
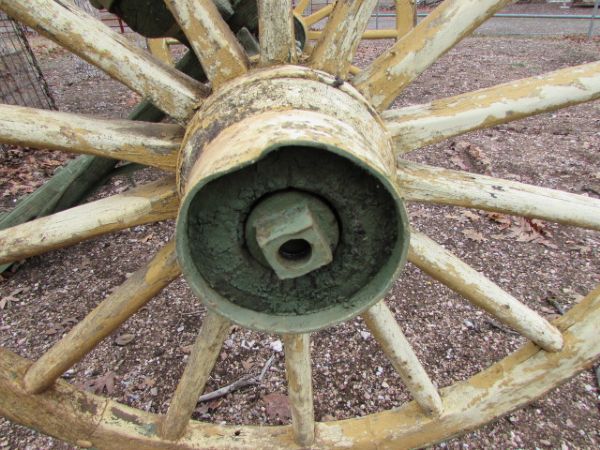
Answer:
[
  {"left": 595, "top": 365, "right": 600, "bottom": 391},
  {"left": 546, "top": 297, "right": 566, "bottom": 315},
  {"left": 484, "top": 318, "right": 520, "bottom": 335},
  {"left": 198, "top": 354, "right": 275, "bottom": 403}
]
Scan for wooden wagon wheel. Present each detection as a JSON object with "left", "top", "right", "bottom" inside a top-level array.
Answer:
[{"left": 0, "top": 1, "right": 599, "bottom": 449}]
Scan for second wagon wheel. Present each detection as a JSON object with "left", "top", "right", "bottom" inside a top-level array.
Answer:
[{"left": 0, "top": 0, "right": 599, "bottom": 448}]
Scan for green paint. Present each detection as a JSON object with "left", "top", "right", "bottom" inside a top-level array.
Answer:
[
  {"left": 177, "top": 145, "right": 410, "bottom": 333},
  {"left": 245, "top": 191, "right": 339, "bottom": 279}
]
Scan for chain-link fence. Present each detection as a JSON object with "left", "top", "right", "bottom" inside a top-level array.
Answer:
[
  {"left": 0, "top": 11, "right": 54, "bottom": 110},
  {"left": 304, "top": 0, "right": 398, "bottom": 15},
  {"left": 299, "top": 0, "right": 405, "bottom": 31}
]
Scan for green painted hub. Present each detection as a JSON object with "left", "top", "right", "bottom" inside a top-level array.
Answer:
[
  {"left": 177, "top": 145, "right": 410, "bottom": 333},
  {"left": 245, "top": 191, "right": 339, "bottom": 280}
]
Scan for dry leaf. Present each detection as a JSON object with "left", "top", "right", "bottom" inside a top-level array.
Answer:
[
  {"left": 180, "top": 344, "right": 193, "bottom": 354},
  {"left": 0, "top": 288, "right": 27, "bottom": 310},
  {"left": 241, "top": 359, "right": 254, "bottom": 371},
  {"left": 263, "top": 393, "right": 291, "bottom": 420},
  {"left": 486, "top": 212, "right": 513, "bottom": 229},
  {"left": 450, "top": 154, "right": 469, "bottom": 170},
  {"left": 445, "top": 213, "right": 469, "bottom": 224},
  {"left": 115, "top": 333, "right": 135, "bottom": 346},
  {"left": 462, "top": 229, "right": 487, "bottom": 242},
  {"left": 81, "top": 371, "right": 116, "bottom": 395},
  {"left": 460, "top": 210, "right": 480, "bottom": 222}
]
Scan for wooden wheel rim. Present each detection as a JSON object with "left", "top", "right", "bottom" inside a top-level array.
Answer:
[
  {"left": 1, "top": 287, "right": 599, "bottom": 449},
  {"left": 0, "top": 0, "right": 598, "bottom": 448}
]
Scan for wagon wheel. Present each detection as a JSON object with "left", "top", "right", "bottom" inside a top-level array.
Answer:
[{"left": 0, "top": 0, "right": 599, "bottom": 449}]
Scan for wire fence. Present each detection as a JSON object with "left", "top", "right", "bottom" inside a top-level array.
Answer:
[{"left": 0, "top": 12, "right": 54, "bottom": 110}]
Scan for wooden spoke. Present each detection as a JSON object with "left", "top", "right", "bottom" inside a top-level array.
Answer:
[
  {"left": 0, "top": 0, "right": 206, "bottom": 121},
  {"left": 23, "top": 241, "right": 181, "bottom": 394},
  {"left": 362, "top": 301, "right": 443, "bottom": 416},
  {"left": 0, "top": 104, "right": 183, "bottom": 171},
  {"left": 309, "top": 0, "right": 378, "bottom": 78},
  {"left": 294, "top": 0, "right": 311, "bottom": 15},
  {"left": 1, "top": 285, "right": 600, "bottom": 448},
  {"left": 396, "top": 0, "right": 417, "bottom": 39},
  {"left": 147, "top": 38, "right": 174, "bottom": 66},
  {"left": 408, "top": 231, "right": 564, "bottom": 353},
  {"left": 354, "top": 0, "right": 512, "bottom": 110},
  {"left": 349, "top": 65, "right": 361, "bottom": 76},
  {"left": 396, "top": 161, "right": 600, "bottom": 231},
  {"left": 161, "top": 312, "right": 231, "bottom": 441},
  {"left": 308, "top": 29, "right": 401, "bottom": 41},
  {"left": 282, "top": 334, "right": 315, "bottom": 447},
  {"left": 164, "top": 0, "right": 248, "bottom": 88},
  {"left": 384, "top": 61, "right": 600, "bottom": 154},
  {"left": 258, "top": 0, "right": 297, "bottom": 66},
  {"left": 303, "top": 3, "right": 335, "bottom": 27},
  {"left": 0, "top": 178, "right": 178, "bottom": 265}
]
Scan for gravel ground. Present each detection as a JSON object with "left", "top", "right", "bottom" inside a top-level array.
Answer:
[{"left": 1, "top": 18, "right": 599, "bottom": 450}]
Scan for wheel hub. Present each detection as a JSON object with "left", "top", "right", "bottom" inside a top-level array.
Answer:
[{"left": 176, "top": 66, "right": 410, "bottom": 332}]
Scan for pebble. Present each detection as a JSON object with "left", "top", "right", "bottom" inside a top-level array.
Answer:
[
  {"left": 360, "top": 331, "right": 371, "bottom": 340},
  {"left": 269, "top": 340, "right": 283, "bottom": 353}
]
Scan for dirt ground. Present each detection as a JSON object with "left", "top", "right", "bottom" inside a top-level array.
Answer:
[{"left": 1, "top": 15, "right": 600, "bottom": 450}]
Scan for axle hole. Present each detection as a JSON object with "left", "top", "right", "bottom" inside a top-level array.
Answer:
[{"left": 279, "top": 239, "right": 312, "bottom": 262}]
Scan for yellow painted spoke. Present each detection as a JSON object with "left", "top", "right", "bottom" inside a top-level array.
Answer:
[
  {"left": 164, "top": 0, "right": 248, "bottom": 88},
  {"left": 384, "top": 61, "right": 600, "bottom": 154},
  {"left": 0, "top": 0, "right": 206, "bottom": 121},
  {"left": 396, "top": 0, "right": 417, "bottom": 39},
  {"left": 309, "top": 29, "right": 402, "bottom": 41},
  {"left": 409, "top": 231, "right": 564, "bottom": 353},
  {"left": 161, "top": 312, "right": 231, "bottom": 441},
  {"left": 294, "top": 0, "right": 311, "bottom": 15},
  {"left": 354, "top": 0, "right": 513, "bottom": 110},
  {"left": 349, "top": 65, "right": 361, "bottom": 76},
  {"left": 309, "top": 0, "right": 378, "bottom": 78},
  {"left": 0, "top": 104, "right": 183, "bottom": 171},
  {"left": 23, "top": 241, "right": 181, "bottom": 394},
  {"left": 147, "top": 38, "right": 174, "bottom": 66},
  {"left": 396, "top": 161, "right": 600, "bottom": 231},
  {"left": 303, "top": 4, "right": 335, "bottom": 27},
  {"left": 362, "top": 301, "right": 443, "bottom": 416},
  {"left": 258, "top": 0, "right": 296, "bottom": 66},
  {"left": 0, "top": 178, "right": 178, "bottom": 265},
  {"left": 282, "top": 334, "right": 315, "bottom": 447}
]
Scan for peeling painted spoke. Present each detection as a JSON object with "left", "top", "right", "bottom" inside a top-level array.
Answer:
[
  {"left": 396, "top": 161, "right": 600, "bottom": 231},
  {"left": 161, "top": 312, "right": 231, "bottom": 441},
  {"left": 396, "top": 0, "right": 417, "bottom": 39},
  {"left": 354, "top": 0, "right": 513, "bottom": 110},
  {"left": 283, "top": 334, "right": 315, "bottom": 447},
  {"left": 303, "top": 3, "right": 335, "bottom": 27},
  {"left": 309, "top": 0, "right": 378, "bottom": 78},
  {"left": 0, "top": 104, "right": 183, "bottom": 171},
  {"left": 408, "top": 231, "right": 564, "bottom": 352},
  {"left": 384, "top": 61, "right": 600, "bottom": 154},
  {"left": 294, "top": 0, "right": 311, "bottom": 15},
  {"left": 0, "top": 179, "right": 178, "bottom": 265},
  {"left": 165, "top": 0, "right": 248, "bottom": 88},
  {"left": 258, "top": 0, "right": 296, "bottom": 66},
  {"left": 362, "top": 301, "right": 443, "bottom": 416},
  {"left": 0, "top": 0, "right": 206, "bottom": 121},
  {"left": 23, "top": 242, "right": 181, "bottom": 394}
]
